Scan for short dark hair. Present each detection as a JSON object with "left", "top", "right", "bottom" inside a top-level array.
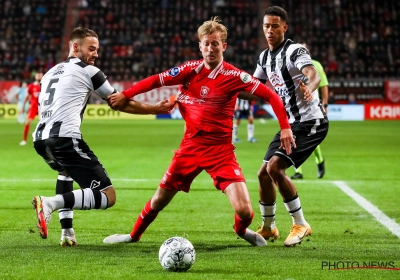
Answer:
[
  {"left": 263, "top": 6, "right": 288, "bottom": 23},
  {"left": 70, "top": 27, "right": 98, "bottom": 43}
]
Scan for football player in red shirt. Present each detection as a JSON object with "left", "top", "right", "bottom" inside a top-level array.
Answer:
[
  {"left": 20, "top": 71, "right": 43, "bottom": 146},
  {"left": 104, "top": 17, "right": 298, "bottom": 246}
]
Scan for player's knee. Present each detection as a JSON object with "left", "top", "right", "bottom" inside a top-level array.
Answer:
[
  {"left": 235, "top": 202, "right": 253, "bottom": 219},
  {"left": 266, "top": 162, "right": 278, "bottom": 179},
  {"left": 102, "top": 187, "right": 116, "bottom": 208},
  {"left": 266, "top": 156, "right": 283, "bottom": 177},
  {"left": 236, "top": 206, "right": 253, "bottom": 220},
  {"left": 257, "top": 164, "right": 269, "bottom": 178}
]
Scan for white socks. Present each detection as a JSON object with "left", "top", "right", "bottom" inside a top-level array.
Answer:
[
  {"left": 259, "top": 201, "right": 276, "bottom": 230},
  {"left": 247, "top": 123, "right": 254, "bottom": 139},
  {"left": 284, "top": 197, "right": 308, "bottom": 226}
]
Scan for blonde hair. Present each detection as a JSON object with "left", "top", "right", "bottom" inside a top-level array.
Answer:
[{"left": 197, "top": 16, "right": 228, "bottom": 42}]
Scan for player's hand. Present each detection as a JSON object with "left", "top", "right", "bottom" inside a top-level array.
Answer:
[
  {"left": 299, "top": 80, "right": 313, "bottom": 102},
  {"left": 107, "top": 92, "right": 128, "bottom": 110},
  {"left": 279, "top": 128, "right": 296, "bottom": 155},
  {"left": 154, "top": 99, "right": 176, "bottom": 114}
]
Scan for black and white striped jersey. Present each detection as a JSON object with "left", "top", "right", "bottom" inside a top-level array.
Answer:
[
  {"left": 33, "top": 57, "right": 115, "bottom": 141},
  {"left": 236, "top": 98, "right": 250, "bottom": 111},
  {"left": 253, "top": 39, "right": 325, "bottom": 123}
]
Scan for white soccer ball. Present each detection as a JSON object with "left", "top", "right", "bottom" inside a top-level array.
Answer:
[{"left": 158, "top": 236, "right": 196, "bottom": 272}]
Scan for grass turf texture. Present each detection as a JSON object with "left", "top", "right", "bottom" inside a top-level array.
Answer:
[{"left": 0, "top": 119, "right": 399, "bottom": 279}]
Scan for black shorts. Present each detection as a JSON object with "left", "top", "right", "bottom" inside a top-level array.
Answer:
[
  {"left": 264, "top": 118, "right": 329, "bottom": 168},
  {"left": 234, "top": 109, "right": 253, "bottom": 120},
  {"left": 34, "top": 137, "right": 112, "bottom": 190}
]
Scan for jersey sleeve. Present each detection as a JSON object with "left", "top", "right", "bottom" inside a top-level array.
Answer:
[
  {"left": 312, "top": 60, "right": 329, "bottom": 87},
  {"left": 122, "top": 63, "right": 192, "bottom": 98},
  {"left": 253, "top": 50, "right": 268, "bottom": 81},
  {"left": 85, "top": 65, "right": 116, "bottom": 99},
  {"left": 289, "top": 46, "right": 314, "bottom": 71}
]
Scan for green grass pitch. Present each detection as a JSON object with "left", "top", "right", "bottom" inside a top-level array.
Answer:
[{"left": 0, "top": 119, "right": 399, "bottom": 279}]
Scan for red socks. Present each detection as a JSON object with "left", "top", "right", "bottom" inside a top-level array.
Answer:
[
  {"left": 234, "top": 212, "right": 254, "bottom": 236},
  {"left": 23, "top": 124, "right": 29, "bottom": 141},
  {"left": 130, "top": 201, "right": 254, "bottom": 240},
  {"left": 130, "top": 200, "right": 159, "bottom": 241}
]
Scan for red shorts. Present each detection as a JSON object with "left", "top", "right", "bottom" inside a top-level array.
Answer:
[
  {"left": 160, "top": 140, "right": 245, "bottom": 192},
  {"left": 27, "top": 105, "right": 38, "bottom": 120}
]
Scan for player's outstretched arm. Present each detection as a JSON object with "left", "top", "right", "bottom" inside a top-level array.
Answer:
[
  {"left": 120, "top": 99, "right": 175, "bottom": 115},
  {"left": 107, "top": 92, "right": 129, "bottom": 110}
]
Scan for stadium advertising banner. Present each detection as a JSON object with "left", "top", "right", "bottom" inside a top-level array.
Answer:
[
  {"left": 327, "top": 105, "right": 364, "bottom": 121},
  {"left": 261, "top": 104, "right": 365, "bottom": 121},
  {"left": 364, "top": 104, "right": 400, "bottom": 120},
  {"left": 0, "top": 104, "right": 18, "bottom": 119},
  {"left": 385, "top": 80, "right": 400, "bottom": 103},
  {"left": 83, "top": 104, "right": 155, "bottom": 119},
  {"left": 0, "top": 81, "right": 20, "bottom": 103},
  {"left": 0, "top": 104, "right": 154, "bottom": 120}
]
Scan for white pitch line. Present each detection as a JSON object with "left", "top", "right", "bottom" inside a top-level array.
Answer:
[
  {"left": 0, "top": 178, "right": 335, "bottom": 183},
  {"left": 334, "top": 180, "right": 400, "bottom": 239}
]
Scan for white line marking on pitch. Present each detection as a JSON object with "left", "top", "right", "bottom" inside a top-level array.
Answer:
[
  {"left": 0, "top": 178, "right": 334, "bottom": 183},
  {"left": 334, "top": 180, "right": 400, "bottom": 239}
]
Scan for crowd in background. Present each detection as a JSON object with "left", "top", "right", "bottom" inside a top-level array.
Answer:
[
  {"left": 0, "top": 0, "right": 399, "bottom": 82},
  {"left": 0, "top": 0, "right": 67, "bottom": 81},
  {"left": 274, "top": 0, "right": 400, "bottom": 79}
]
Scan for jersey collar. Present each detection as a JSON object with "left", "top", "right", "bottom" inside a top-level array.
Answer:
[{"left": 194, "top": 59, "right": 224, "bottom": 79}]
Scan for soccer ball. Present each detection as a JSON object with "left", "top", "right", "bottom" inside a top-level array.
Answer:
[{"left": 158, "top": 237, "right": 196, "bottom": 272}]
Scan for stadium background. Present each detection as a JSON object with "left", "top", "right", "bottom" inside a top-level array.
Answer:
[{"left": 0, "top": 0, "right": 399, "bottom": 119}]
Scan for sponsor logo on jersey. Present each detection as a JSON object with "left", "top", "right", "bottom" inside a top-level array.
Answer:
[
  {"left": 297, "top": 48, "right": 308, "bottom": 56},
  {"left": 291, "top": 47, "right": 310, "bottom": 62},
  {"left": 240, "top": 72, "right": 251, "bottom": 83},
  {"left": 177, "top": 93, "right": 194, "bottom": 104},
  {"left": 168, "top": 67, "right": 180, "bottom": 77},
  {"left": 90, "top": 180, "right": 101, "bottom": 189},
  {"left": 275, "top": 87, "right": 290, "bottom": 97},
  {"left": 270, "top": 73, "right": 283, "bottom": 87},
  {"left": 200, "top": 86, "right": 209, "bottom": 98}
]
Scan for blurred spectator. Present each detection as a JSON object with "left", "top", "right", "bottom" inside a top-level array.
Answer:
[
  {"left": 348, "top": 93, "right": 357, "bottom": 104},
  {"left": 328, "top": 91, "right": 335, "bottom": 104}
]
